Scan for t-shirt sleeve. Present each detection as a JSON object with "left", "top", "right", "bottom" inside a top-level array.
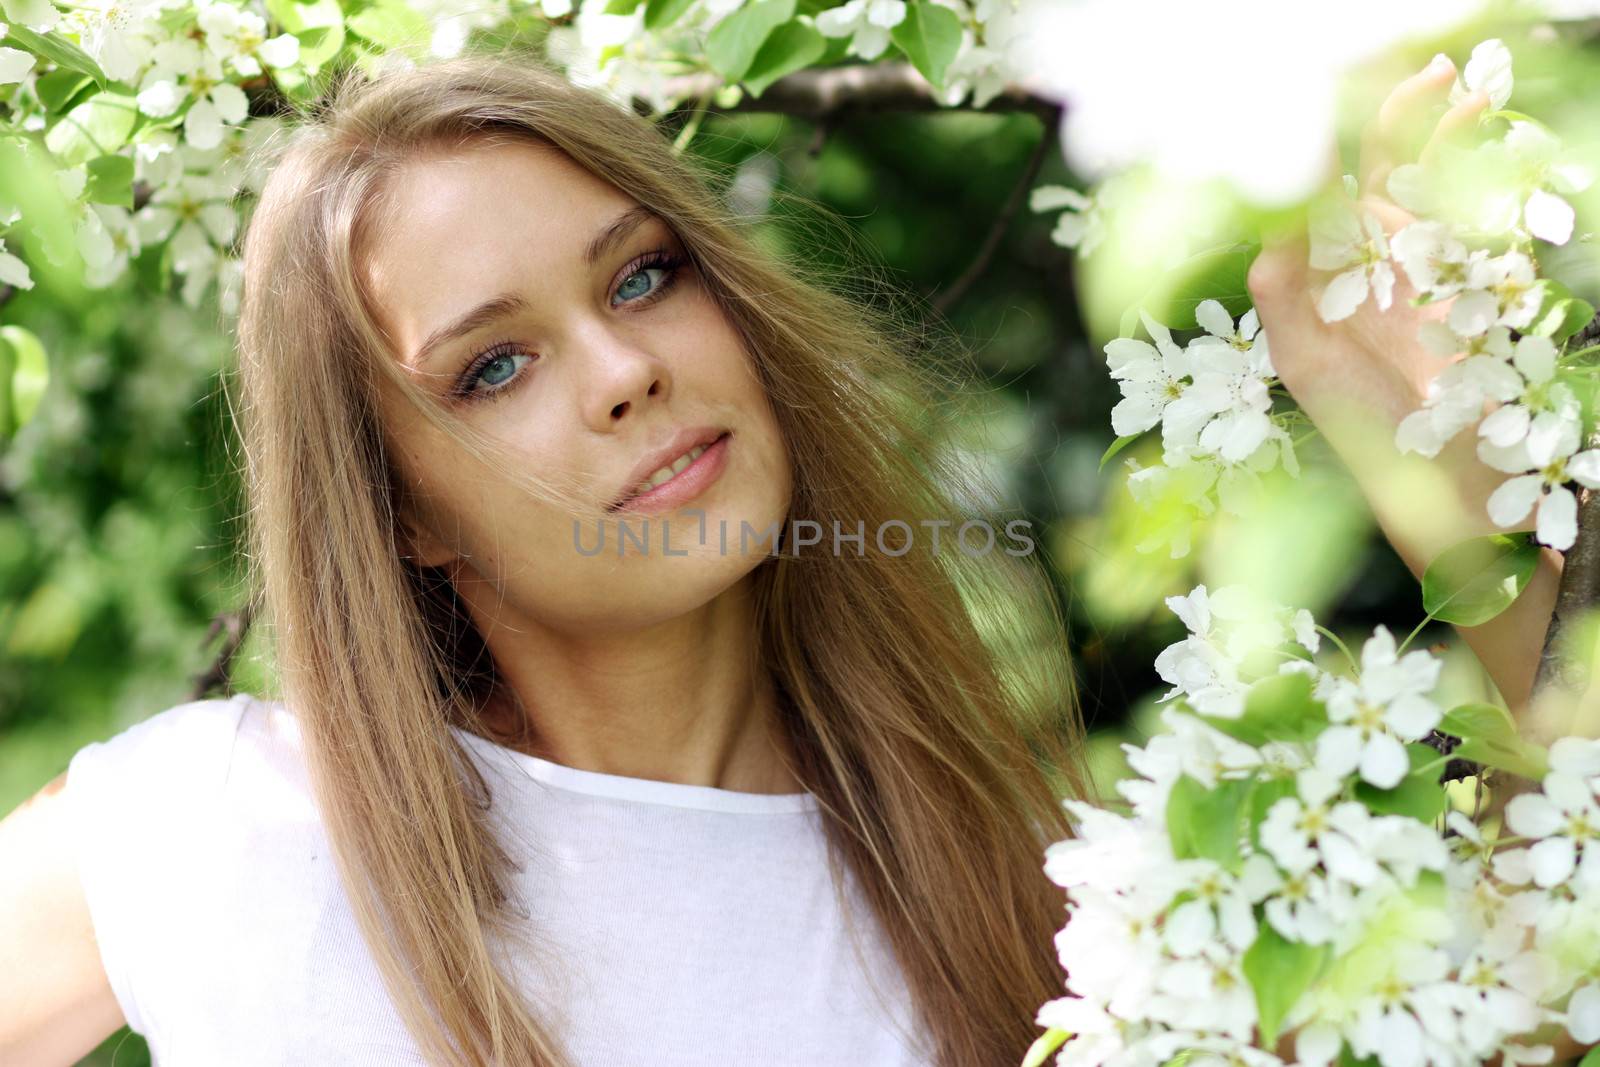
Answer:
[{"left": 60, "top": 693, "right": 251, "bottom": 1038}]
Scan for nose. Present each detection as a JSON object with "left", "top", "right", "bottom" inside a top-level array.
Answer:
[{"left": 574, "top": 322, "right": 670, "bottom": 431}]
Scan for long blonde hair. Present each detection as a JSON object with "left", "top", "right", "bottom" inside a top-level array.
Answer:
[{"left": 227, "top": 43, "right": 1095, "bottom": 1067}]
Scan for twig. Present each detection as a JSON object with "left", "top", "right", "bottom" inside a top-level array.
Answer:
[
  {"left": 189, "top": 600, "right": 256, "bottom": 701},
  {"left": 652, "top": 63, "right": 1061, "bottom": 123},
  {"left": 928, "top": 101, "right": 1063, "bottom": 318},
  {"left": 1532, "top": 311, "right": 1600, "bottom": 708},
  {"left": 807, "top": 115, "right": 836, "bottom": 159}
]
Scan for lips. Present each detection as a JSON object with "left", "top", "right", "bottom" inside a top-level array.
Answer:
[{"left": 607, "top": 426, "right": 730, "bottom": 510}]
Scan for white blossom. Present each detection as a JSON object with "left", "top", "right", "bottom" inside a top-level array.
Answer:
[
  {"left": 0, "top": 43, "right": 35, "bottom": 82},
  {"left": 1104, "top": 311, "right": 1192, "bottom": 438},
  {"left": 1390, "top": 222, "right": 1476, "bottom": 301},
  {"left": 1163, "top": 332, "right": 1274, "bottom": 463},
  {"left": 0, "top": 235, "right": 33, "bottom": 292},
  {"left": 1314, "top": 626, "right": 1443, "bottom": 789},
  {"left": 1451, "top": 38, "right": 1514, "bottom": 111},
  {"left": 1503, "top": 121, "right": 1593, "bottom": 246},
  {"left": 1394, "top": 347, "right": 1524, "bottom": 458},
  {"left": 1504, "top": 770, "right": 1600, "bottom": 889},
  {"left": 814, "top": 0, "right": 906, "bottom": 60},
  {"left": 1478, "top": 335, "right": 1563, "bottom": 450},
  {"left": 196, "top": 0, "right": 300, "bottom": 77},
  {"left": 1031, "top": 184, "right": 1105, "bottom": 257},
  {"left": 59, "top": 0, "right": 166, "bottom": 84},
  {"left": 1310, "top": 195, "right": 1396, "bottom": 322},
  {"left": 0, "top": 0, "right": 62, "bottom": 32},
  {"left": 1448, "top": 251, "right": 1545, "bottom": 337},
  {"left": 1479, "top": 404, "right": 1600, "bottom": 550}
]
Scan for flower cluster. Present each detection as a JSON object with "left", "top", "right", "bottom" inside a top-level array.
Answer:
[
  {"left": 1305, "top": 40, "right": 1598, "bottom": 551},
  {"left": 1033, "top": 583, "right": 1597, "bottom": 1067},
  {"left": 1072, "top": 37, "right": 1597, "bottom": 555},
  {"left": 1103, "top": 301, "right": 1295, "bottom": 557}
]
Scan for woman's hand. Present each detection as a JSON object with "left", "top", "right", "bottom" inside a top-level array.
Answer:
[{"left": 1245, "top": 56, "right": 1565, "bottom": 727}]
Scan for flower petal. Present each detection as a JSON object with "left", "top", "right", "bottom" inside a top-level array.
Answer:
[
  {"left": 1194, "top": 299, "right": 1234, "bottom": 340},
  {"left": 1359, "top": 732, "right": 1410, "bottom": 790},
  {"left": 1526, "top": 189, "right": 1576, "bottom": 245},
  {"left": 1317, "top": 268, "right": 1369, "bottom": 322},
  {"left": 1537, "top": 486, "right": 1578, "bottom": 550},
  {"left": 1488, "top": 475, "right": 1543, "bottom": 527}
]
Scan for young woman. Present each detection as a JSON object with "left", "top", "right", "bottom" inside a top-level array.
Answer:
[
  {"left": 0, "top": 46, "right": 1559, "bottom": 1067},
  {"left": 1, "top": 48, "right": 1093, "bottom": 1067}
]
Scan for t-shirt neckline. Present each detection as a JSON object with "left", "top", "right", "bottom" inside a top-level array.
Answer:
[{"left": 451, "top": 725, "right": 821, "bottom": 815}]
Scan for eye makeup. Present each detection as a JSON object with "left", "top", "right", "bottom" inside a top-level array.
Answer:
[{"left": 448, "top": 245, "right": 689, "bottom": 404}]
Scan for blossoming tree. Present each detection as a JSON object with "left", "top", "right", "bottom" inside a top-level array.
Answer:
[{"left": 5, "top": 2, "right": 1600, "bottom": 1067}]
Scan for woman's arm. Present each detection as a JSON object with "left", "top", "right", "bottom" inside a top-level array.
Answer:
[
  {"left": 1246, "top": 57, "right": 1572, "bottom": 743},
  {"left": 0, "top": 772, "right": 126, "bottom": 1065}
]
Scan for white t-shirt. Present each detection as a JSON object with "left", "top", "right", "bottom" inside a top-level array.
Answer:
[{"left": 63, "top": 691, "right": 935, "bottom": 1065}]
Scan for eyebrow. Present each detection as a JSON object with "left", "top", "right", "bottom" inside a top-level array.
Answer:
[{"left": 407, "top": 204, "right": 661, "bottom": 369}]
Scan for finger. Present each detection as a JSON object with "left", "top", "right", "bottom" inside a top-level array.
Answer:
[
  {"left": 1246, "top": 228, "right": 1312, "bottom": 321},
  {"left": 1358, "top": 55, "right": 1457, "bottom": 197},
  {"left": 1420, "top": 88, "right": 1490, "bottom": 167}
]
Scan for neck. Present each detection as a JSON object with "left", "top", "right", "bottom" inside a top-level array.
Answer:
[{"left": 461, "top": 576, "right": 804, "bottom": 795}]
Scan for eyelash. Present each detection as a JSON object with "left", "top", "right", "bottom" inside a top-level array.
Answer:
[{"left": 451, "top": 247, "right": 688, "bottom": 403}]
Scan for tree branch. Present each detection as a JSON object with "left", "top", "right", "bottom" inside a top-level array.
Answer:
[
  {"left": 928, "top": 101, "right": 1063, "bottom": 318},
  {"left": 1532, "top": 311, "right": 1600, "bottom": 714},
  {"left": 652, "top": 62, "right": 1062, "bottom": 123}
]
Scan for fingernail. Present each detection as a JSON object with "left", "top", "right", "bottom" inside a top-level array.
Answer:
[{"left": 1429, "top": 53, "right": 1454, "bottom": 72}]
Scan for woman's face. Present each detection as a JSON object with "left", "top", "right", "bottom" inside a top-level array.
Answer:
[{"left": 360, "top": 138, "right": 792, "bottom": 635}]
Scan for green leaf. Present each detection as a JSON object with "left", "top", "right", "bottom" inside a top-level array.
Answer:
[
  {"left": 1167, "top": 775, "right": 1253, "bottom": 870},
  {"left": 1139, "top": 243, "right": 1259, "bottom": 331},
  {"left": 35, "top": 70, "right": 94, "bottom": 114},
  {"left": 1116, "top": 302, "right": 1141, "bottom": 342},
  {"left": 0, "top": 332, "right": 13, "bottom": 441},
  {"left": 266, "top": 0, "right": 345, "bottom": 71},
  {"left": 0, "top": 138, "right": 79, "bottom": 295},
  {"left": 1021, "top": 1028, "right": 1072, "bottom": 1067},
  {"left": 889, "top": 0, "right": 962, "bottom": 88},
  {"left": 1421, "top": 534, "right": 1540, "bottom": 627},
  {"left": 1530, "top": 281, "right": 1594, "bottom": 343},
  {"left": 83, "top": 153, "right": 134, "bottom": 208},
  {"left": 1485, "top": 108, "right": 1542, "bottom": 126},
  {"left": 1099, "top": 433, "right": 1141, "bottom": 471},
  {"left": 346, "top": 0, "right": 430, "bottom": 49},
  {"left": 1441, "top": 701, "right": 1520, "bottom": 746},
  {"left": 603, "top": 0, "right": 645, "bottom": 11},
  {"left": 1, "top": 325, "right": 50, "bottom": 432},
  {"left": 644, "top": 0, "right": 697, "bottom": 29},
  {"left": 1241, "top": 921, "right": 1328, "bottom": 1050},
  {"left": 743, "top": 20, "right": 825, "bottom": 97},
  {"left": 815, "top": 29, "right": 853, "bottom": 66},
  {"left": 1553, "top": 300, "right": 1597, "bottom": 344},
  {"left": 44, "top": 92, "right": 139, "bottom": 167},
  {"left": 1576, "top": 1044, "right": 1600, "bottom": 1067},
  {"left": 0, "top": 25, "right": 108, "bottom": 88},
  {"left": 705, "top": 0, "right": 794, "bottom": 80},
  {"left": 1199, "top": 671, "right": 1325, "bottom": 748},
  {"left": 1354, "top": 742, "right": 1448, "bottom": 821},
  {"left": 1440, "top": 702, "right": 1550, "bottom": 780}
]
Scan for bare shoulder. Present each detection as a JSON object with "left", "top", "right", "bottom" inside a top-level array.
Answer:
[{"left": 0, "top": 771, "right": 126, "bottom": 1066}]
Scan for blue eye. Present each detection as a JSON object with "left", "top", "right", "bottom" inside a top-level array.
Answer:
[
  {"left": 610, "top": 250, "right": 684, "bottom": 307},
  {"left": 455, "top": 346, "right": 535, "bottom": 402},
  {"left": 478, "top": 351, "right": 528, "bottom": 388},
  {"left": 615, "top": 268, "right": 658, "bottom": 302}
]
